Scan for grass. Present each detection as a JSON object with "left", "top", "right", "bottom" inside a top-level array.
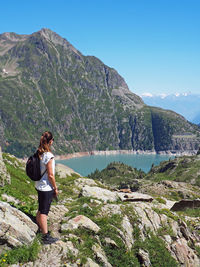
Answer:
[
  {"left": 0, "top": 237, "right": 41, "bottom": 266},
  {"left": 141, "top": 234, "right": 178, "bottom": 267},
  {"left": 152, "top": 208, "right": 179, "bottom": 221},
  {"left": 177, "top": 207, "right": 200, "bottom": 217},
  {"left": 1, "top": 153, "right": 38, "bottom": 216},
  {"left": 64, "top": 196, "right": 102, "bottom": 220}
]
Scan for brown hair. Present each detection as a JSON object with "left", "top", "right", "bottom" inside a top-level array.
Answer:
[{"left": 38, "top": 131, "right": 53, "bottom": 156}]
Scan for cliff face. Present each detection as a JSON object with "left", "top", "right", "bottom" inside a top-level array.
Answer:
[{"left": 0, "top": 28, "right": 199, "bottom": 157}]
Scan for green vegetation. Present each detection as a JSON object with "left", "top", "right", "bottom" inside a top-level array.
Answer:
[
  {"left": 153, "top": 208, "right": 179, "bottom": 221},
  {"left": 88, "top": 162, "right": 145, "bottom": 190},
  {"left": 155, "top": 197, "right": 167, "bottom": 204},
  {"left": 146, "top": 154, "right": 200, "bottom": 186},
  {"left": 137, "top": 234, "right": 178, "bottom": 267},
  {"left": 0, "top": 237, "right": 41, "bottom": 266},
  {"left": 0, "top": 153, "right": 38, "bottom": 216},
  {"left": 177, "top": 207, "right": 200, "bottom": 218}
]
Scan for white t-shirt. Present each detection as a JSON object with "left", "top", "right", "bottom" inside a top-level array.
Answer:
[{"left": 35, "top": 152, "right": 55, "bottom": 191}]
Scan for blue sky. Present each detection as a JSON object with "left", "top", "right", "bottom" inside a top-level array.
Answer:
[{"left": 0, "top": 0, "right": 199, "bottom": 95}]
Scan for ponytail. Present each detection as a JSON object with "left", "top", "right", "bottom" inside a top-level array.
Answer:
[{"left": 38, "top": 131, "right": 53, "bottom": 156}]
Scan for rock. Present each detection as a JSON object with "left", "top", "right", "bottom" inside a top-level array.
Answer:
[
  {"left": 171, "top": 238, "right": 200, "bottom": 267},
  {"left": 64, "top": 240, "right": 79, "bottom": 256},
  {"left": 121, "top": 215, "right": 134, "bottom": 250},
  {"left": 1, "top": 193, "right": 20, "bottom": 205},
  {"left": 162, "top": 199, "right": 176, "bottom": 209},
  {"left": 104, "top": 237, "right": 118, "bottom": 247},
  {"left": 171, "top": 199, "right": 200, "bottom": 211},
  {"left": 81, "top": 185, "right": 119, "bottom": 203},
  {"left": 83, "top": 203, "right": 92, "bottom": 210},
  {"left": 163, "top": 235, "right": 172, "bottom": 245},
  {"left": 100, "top": 204, "right": 122, "bottom": 216},
  {"left": 56, "top": 163, "right": 81, "bottom": 178},
  {"left": 61, "top": 215, "right": 100, "bottom": 233},
  {"left": 90, "top": 199, "right": 102, "bottom": 205},
  {"left": 0, "top": 147, "right": 11, "bottom": 186},
  {"left": 92, "top": 243, "right": 112, "bottom": 267},
  {"left": 137, "top": 249, "right": 151, "bottom": 267},
  {"left": 48, "top": 205, "right": 69, "bottom": 237},
  {"left": 133, "top": 202, "right": 161, "bottom": 234},
  {"left": 161, "top": 180, "right": 178, "bottom": 188},
  {"left": 26, "top": 240, "right": 76, "bottom": 267},
  {"left": 0, "top": 201, "right": 37, "bottom": 248},
  {"left": 117, "top": 192, "right": 153, "bottom": 202},
  {"left": 74, "top": 178, "right": 98, "bottom": 189},
  {"left": 84, "top": 258, "right": 100, "bottom": 267}
]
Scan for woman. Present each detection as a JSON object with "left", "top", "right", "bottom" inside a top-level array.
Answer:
[{"left": 35, "top": 131, "right": 59, "bottom": 244}]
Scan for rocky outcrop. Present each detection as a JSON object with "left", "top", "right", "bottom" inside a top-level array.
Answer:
[
  {"left": 92, "top": 243, "right": 112, "bottom": 267},
  {"left": 55, "top": 163, "right": 81, "bottom": 178},
  {"left": 81, "top": 185, "right": 119, "bottom": 203},
  {"left": 171, "top": 199, "right": 200, "bottom": 211},
  {"left": 0, "top": 147, "right": 11, "bottom": 186},
  {"left": 81, "top": 184, "right": 154, "bottom": 203},
  {"left": 0, "top": 201, "right": 37, "bottom": 252},
  {"left": 61, "top": 215, "right": 100, "bottom": 233},
  {"left": 1, "top": 171, "right": 200, "bottom": 266},
  {"left": 117, "top": 192, "right": 153, "bottom": 202}
]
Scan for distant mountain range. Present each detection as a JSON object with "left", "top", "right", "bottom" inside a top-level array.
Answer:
[
  {"left": 141, "top": 93, "right": 200, "bottom": 124},
  {"left": 0, "top": 29, "right": 200, "bottom": 157}
]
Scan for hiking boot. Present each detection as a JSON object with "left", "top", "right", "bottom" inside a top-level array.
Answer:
[{"left": 41, "top": 232, "right": 59, "bottom": 245}]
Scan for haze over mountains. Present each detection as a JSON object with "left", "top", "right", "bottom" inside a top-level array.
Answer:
[
  {"left": 0, "top": 28, "right": 200, "bottom": 157},
  {"left": 142, "top": 93, "right": 200, "bottom": 124}
]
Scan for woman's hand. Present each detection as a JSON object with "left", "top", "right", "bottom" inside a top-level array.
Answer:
[{"left": 54, "top": 187, "right": 59, "bottom": 196}]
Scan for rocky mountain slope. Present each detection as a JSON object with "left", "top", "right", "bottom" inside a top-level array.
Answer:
[
  {"left": 1, "top": 151, "right": 200, "bottom": 266},
  {"left": 0, "top": 28, "right": 200, "bottom": 157}
]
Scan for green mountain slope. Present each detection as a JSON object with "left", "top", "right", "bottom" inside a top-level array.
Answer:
[
  {"left": 145, "top": 153, "right": 200, "bottom": 186},
  {"left": 0, "top": 29, "right": 199, "bottom": 157}
]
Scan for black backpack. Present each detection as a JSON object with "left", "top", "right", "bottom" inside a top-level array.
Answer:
[{"left": 26, "top": 151, "right": 47, "bottom": 181}]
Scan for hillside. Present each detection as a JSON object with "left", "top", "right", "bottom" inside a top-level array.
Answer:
[
  {"left": 145, "top": 154, "right": 200, "bottom": 183},
  {"left": 0, "top": 29, "right": 200, "bottom": 157},
  {"left": 1, "top": 150, "right": 200, "bottom": 266}
]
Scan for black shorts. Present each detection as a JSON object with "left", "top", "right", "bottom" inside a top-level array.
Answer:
[{"left": 37, "top": 190, "right": 54, "bottom": 215}]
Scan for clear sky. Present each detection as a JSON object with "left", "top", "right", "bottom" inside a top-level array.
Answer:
[{"left": 0, "top": 0, "right": 199, "bottom": 95}]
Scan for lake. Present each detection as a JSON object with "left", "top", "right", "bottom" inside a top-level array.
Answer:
[{"left": 56, "top": 153, "right": 175, "bottom": 176}]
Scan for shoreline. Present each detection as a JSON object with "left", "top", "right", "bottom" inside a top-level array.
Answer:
[{"left": 54, "top": 149, "right": 198, "bottom": 161}]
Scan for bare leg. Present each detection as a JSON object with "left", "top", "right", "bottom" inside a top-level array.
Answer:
[
  {"left": 36, "top": 210, "right": 41, "bottom": 228},
  {"left": 36, "top": 211, "right": 48, "bottom": 234}
]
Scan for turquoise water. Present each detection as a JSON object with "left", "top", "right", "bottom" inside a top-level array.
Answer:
[{"left": 56, "top": 153, "right": 175, "bottom": 176}]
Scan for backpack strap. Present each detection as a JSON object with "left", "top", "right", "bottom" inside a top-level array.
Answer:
[
  {"left": 41, "top": 169, "right": 47, "bottom": 178},
  {"left": 40, "top": 156, "right": 54, "bottom": 179}
]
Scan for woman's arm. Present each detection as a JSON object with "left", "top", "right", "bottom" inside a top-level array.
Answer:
[{"left": 47, "top": 159, "right": 58, "bottom": 196}]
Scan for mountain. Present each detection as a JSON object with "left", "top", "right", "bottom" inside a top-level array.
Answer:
[
  {"left": 142, "top": 93, "right": 200, "bottom": 124},
  {"left": 0, "top": 28, "right": 200, "bottom": 157}
]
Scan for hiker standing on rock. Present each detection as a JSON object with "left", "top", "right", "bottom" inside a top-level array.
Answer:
[{"left": 35, "top": 131, "right": 59, "bottom": 244}]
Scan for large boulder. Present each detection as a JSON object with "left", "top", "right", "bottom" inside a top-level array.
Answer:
[
  {"left": 0, "top": 201, "right": 37, "bottom": 250},
  {"left": 61, "top": 215, "right": 100, "bottom": 233},
  {"left": 0, "top": 147, "right": 11, "bottom": 186},
  {"left": 171, "top": 199, "right": 200, "bottom": 211},
  {"left": 81, "top": 185, "right": 119, "bottom": 203},
  {"left": 117, "top": 192, "right": 153, "bottom": 202}
]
